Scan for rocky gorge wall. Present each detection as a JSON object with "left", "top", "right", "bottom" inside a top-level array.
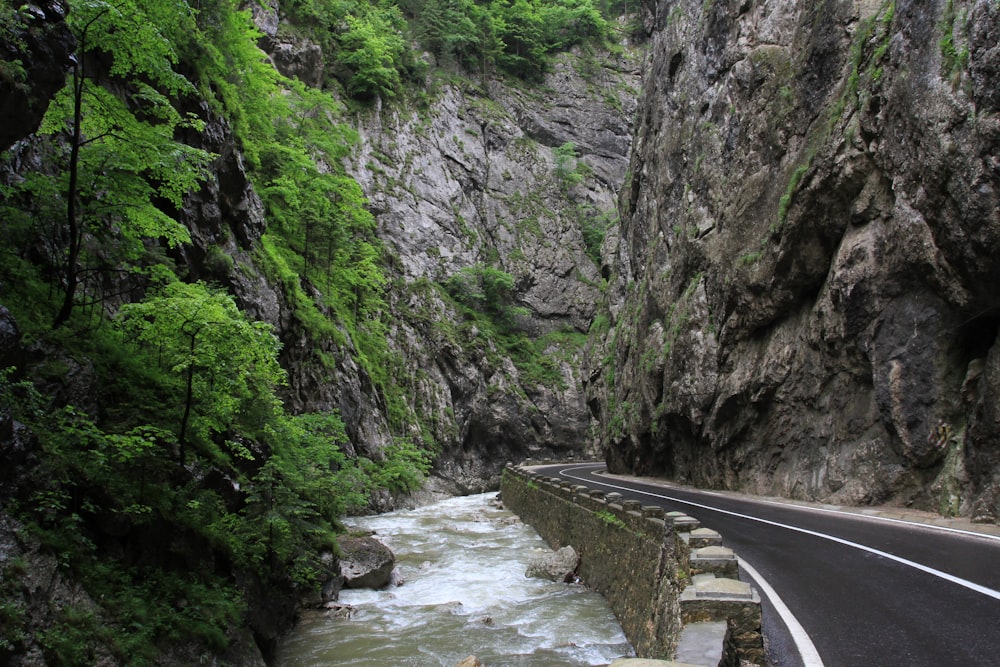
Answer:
[
  {"left": 251, "top": 3, "right": 643, "bottom": 499},
  {"left": 589, "top": 0, "right": 1000, "bottom": 520},
  {"left": 0, "top": 2, "right": 643, "bottom": 661}
]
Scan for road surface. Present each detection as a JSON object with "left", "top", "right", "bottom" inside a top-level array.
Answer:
[{"left": 530, "top": 462, "right": 1000, "bottom": 667}]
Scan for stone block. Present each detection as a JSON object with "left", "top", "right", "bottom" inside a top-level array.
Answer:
[
  {"left": 670, "top": 515, "right": 700, "bottom": 532},
  {"left": 687, "top": 527, "right": 722, "bottom": 548},
  {"left": 623, "top": 499, "right": 642, "bottom": 512},
  {"left": 689, "top": 545, "right": 738, "bottom": 578}
]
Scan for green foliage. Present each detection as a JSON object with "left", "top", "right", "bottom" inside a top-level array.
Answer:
[
  {"left": 363, "top": 438, "right": 433, "bottom": 494},
  {"left": 939, "top": 0, "right": 969, "bottom": 83},
  {"left": 589, "top": 313, "right": 611, "bottom": 336},
  {"left": 775, "top": 162, "right": 810, "bottom": 231},
  {"left": 189, "top": 0, "right": 280, "bottom": 169},
  {"left": 28, "top": 0, "right": 215, "bottom": 327},
  {"left": 339, "top": 11, "right": 408, "bottom": 99},
  {"left": 554, "top": 141, "right": 586, "bottom": 189},
  {"left": 437, "top": 268, "right": 584, "bottom": 391},
  {"left": 0, "top": 555, "right": 29, "bottom": 653},
  {"left": 596, "top": 509, "right": 625, "bottom": 528},
  {"left": 282, "top": 0, "right": 413, "bottom": 99},
  {"left": 444, "top": 264, "right": 519, "bottom": 320},
  {"left": 265, "top": 412, "right": 369, "bottom": 520},
  {"left": 489, "top": 0, "right": 613, "bottom": 79},
  {"left": 116, "top": 281, "right": 286, "bottom": 462},
  {"left": 257, "top": 81, "right": 386, "bottom": 326},
  {"left": 0, "top": 0, "right": 650, "bottom": 660},
  {"left": 0, "top": 2, "right": 28, "bottom": 88},
  {"left": 579, "top": 208, "right": 615, "bottom": 266},
  {"left": 1, "top": 368, "right": 245, "bottom": 663},
  {"left": 414, "top": 0, "right": 493, "bottom": 70},
  {"left": 282, "top": 0, "right": 624, "bottom": 90}
]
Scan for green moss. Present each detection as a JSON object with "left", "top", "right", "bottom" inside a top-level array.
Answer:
[
  {"left": 596, "top": 509, "right": 626, "bottom": 528},
  {"left": 776, "top": 162, "right": 811, "bottom": 231},
  {"left": 939, "top": 0, "right": 969, "bottom": 84}
]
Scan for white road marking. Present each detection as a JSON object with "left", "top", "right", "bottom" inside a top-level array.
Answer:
[
  {"left": 549, "top": 463, "right": 1000, "bottom": 667},
  {"left": 554, "top": 464, "right": 1000, "bottom": 602},
  {"left": 738, "top": 556, "right": 825, "bottom": 667},
  {"left": 751, "top": 496, "right": 1000, "bottom": 543}
]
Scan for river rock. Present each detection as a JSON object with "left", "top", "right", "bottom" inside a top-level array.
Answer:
[
  {"left": 337, "top": 535, "right": 395, "bottom": 589},
  {"left": 455, "top": 657, "right": 483, "bottom": 667},
  {"left": 525, "top": 545, "right": 580, "bottom": 582}
]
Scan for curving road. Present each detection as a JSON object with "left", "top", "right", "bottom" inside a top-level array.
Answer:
[{"left": 530, "top": 462, "right": 1000, "bottom": 667}]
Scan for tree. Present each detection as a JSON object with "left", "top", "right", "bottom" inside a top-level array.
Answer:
[
  {"left": 416, "top": 0, "right": 479, "bottom": 67},
  {"left": 554, "top": 141, "right": 585, "bottom": 189},
  {"left": 39, "top": 0, "right": 212, "bottom": 328},
  {"left": 444, "top": 264, "right": 518, "bottom": 320},
  {"left": 338, "top": 11, "right": 407, "bottom": 100},
  {"left": 116, "top": 281, "right": 286, "bottom": 465},
  {"left": 492, "top": 0, "right": 548, "bottom": 79}
]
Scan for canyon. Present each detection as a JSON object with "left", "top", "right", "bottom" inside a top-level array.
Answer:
[{"left": 2, "top": 0, "right": 998, "bottom": 664}]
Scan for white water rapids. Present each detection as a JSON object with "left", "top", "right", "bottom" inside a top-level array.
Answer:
[{"left": 275, "top": 492, "right": 634, "bottom": 666}]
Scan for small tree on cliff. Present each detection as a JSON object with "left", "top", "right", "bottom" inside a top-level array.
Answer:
[
  {"left": 116, "top": 281, "right": 286, "bottom": 465},
  {"left": 39, "top": 0, "right": 212, "bottom": 328}
]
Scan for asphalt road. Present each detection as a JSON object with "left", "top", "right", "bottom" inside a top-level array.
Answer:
[{"left": 530, "top": 462, "right": 1000, "bottom": 667}]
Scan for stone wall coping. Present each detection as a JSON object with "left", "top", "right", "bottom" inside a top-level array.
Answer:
[{"left": 642, "top": 505, "right": 665, "bottom": 518}]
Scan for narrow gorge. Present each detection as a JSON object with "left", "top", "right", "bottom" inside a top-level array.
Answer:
[{"left": 1, "top": 0, "right": 998, "bottom": 664}]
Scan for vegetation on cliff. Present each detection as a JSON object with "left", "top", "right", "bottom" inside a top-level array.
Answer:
[{"left": 0, "top": 0, "right": 636, "bottom": 662}]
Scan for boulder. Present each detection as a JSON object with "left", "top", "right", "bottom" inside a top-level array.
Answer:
[
  {"left": 337, "top": 535, "right": 395, "bottom": 589},
  {"left": 525, "top": 545, "right": 579, "bottom": 582}
]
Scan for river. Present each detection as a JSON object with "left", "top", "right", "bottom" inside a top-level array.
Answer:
[{"left": 275, "top": 492, "right": 634, "bottom": 666}]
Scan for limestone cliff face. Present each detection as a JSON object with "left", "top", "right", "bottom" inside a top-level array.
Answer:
[
  {"left": 590, "top": 0, "right": 1000, "bottom": 520},
  {"left": 348, "top": 53, "right": 640, "bottom": 496},
  {"left": 237, "top": 5, "right": 642, "bottom": 499}
]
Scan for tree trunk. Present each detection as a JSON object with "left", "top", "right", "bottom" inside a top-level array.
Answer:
[{"left": 53, "top": 62, "right": 85, "bottom": 329}]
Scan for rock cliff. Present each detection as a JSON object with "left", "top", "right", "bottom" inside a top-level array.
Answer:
[
  {"left": 0, "top": 2, "right": 640, "bottom": 661},
  {"left": 589, "top": 0, "right": 1000, "bottom": 520},
  {"left": 0, "top": 1, "right": 75, "bottom": 152},
  {"left": 346, "top": 54, "right": 640, "bottom": 496}
]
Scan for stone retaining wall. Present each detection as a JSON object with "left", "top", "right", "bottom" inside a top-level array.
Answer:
[{"left": 500, "top": 464, "right": 764, "bottom": 666}]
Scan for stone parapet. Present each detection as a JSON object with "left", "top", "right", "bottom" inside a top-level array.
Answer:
[
  {"left": 501, "top": 464, "right": 764, "bottom": 666},
  {"left": 689, "top": 546, "right": 739, "bottom": 579},
  {"left": 502, "top": 464, "right": 681, "bottom": 659}
]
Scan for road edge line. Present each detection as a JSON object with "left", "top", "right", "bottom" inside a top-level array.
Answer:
[{"left": 738, "top": 556, "right": 825, "bottom": 667}]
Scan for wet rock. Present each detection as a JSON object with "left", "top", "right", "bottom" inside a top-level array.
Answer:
[
  {"left": 323, "top": 603, "right": 354, "bottom": 618},
  {"left": 455, "top": 656, "right": 483, "bottom": 667},
  {"left": 337, "top": 535, "right": 395, "bottom": 589},
  {"left": 525, "top": 545, "right": 580, "bottom": 582},
  {"left": 266, "top": 36, "right": 324, "bottom": 88}
]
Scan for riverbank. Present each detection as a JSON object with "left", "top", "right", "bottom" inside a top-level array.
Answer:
[{"left": 275, "top": 493, "right": 634, "bottom": 666}]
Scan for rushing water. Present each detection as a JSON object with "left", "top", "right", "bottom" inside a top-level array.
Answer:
[{"left": 275, "top": 493, "right": 634, "bottom": 666}]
